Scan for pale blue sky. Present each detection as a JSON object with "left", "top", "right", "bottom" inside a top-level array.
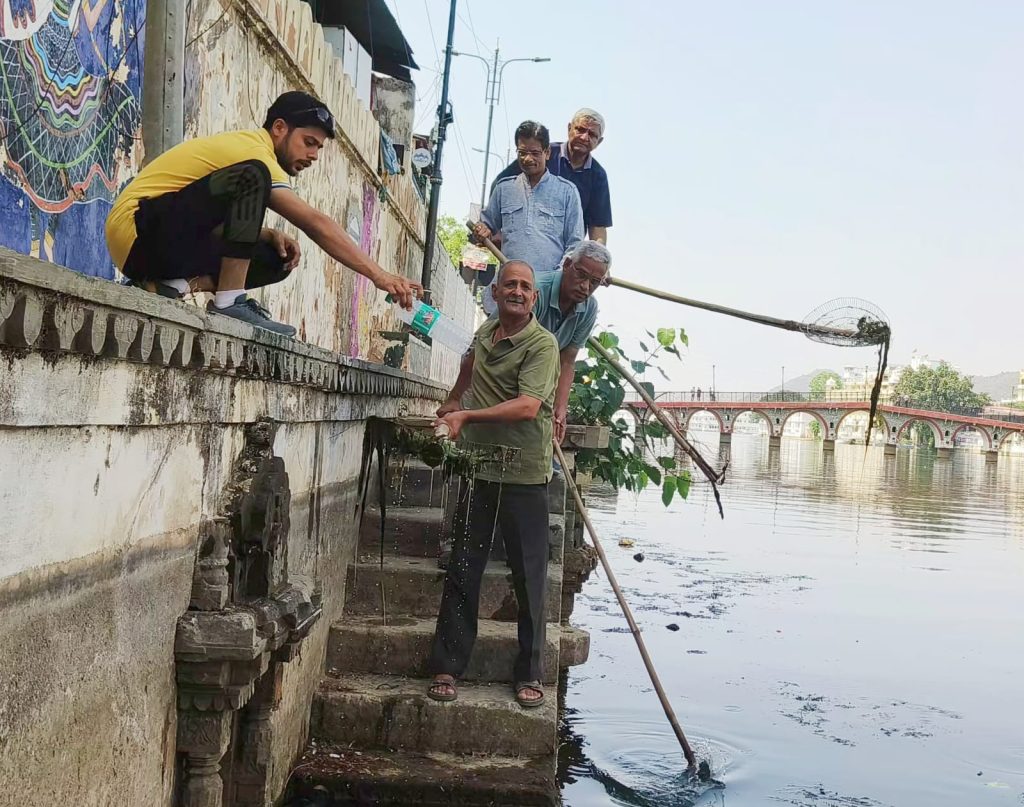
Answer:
[{"left": 392, "top": 1, "right": 1023, "bottom": 391}]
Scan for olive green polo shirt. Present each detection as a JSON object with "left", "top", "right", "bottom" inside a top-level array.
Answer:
[{"left": 462, "top": 315, "right": 559, "bottom": 485}]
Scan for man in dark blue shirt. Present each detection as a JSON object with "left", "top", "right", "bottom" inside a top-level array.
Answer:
[{"left": 491, "top": 108, "right": 612, "bottom": 244}]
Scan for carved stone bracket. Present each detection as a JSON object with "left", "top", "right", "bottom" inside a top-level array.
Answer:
[{"left": 174, "top": 420, "right": 323, "bottom": 807}]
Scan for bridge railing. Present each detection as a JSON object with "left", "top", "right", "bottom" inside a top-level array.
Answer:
[{"left": 620, "top": 391, "right": 1024, "bottom": 425}]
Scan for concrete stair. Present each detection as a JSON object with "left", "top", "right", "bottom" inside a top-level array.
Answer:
[
  {"left": 314, "top": 673, "right": 557, "bottom": 756},
  {"left": 295, "top": 453, "right": 588, "bottom": 806},
  {"left": 326, "top": 615, "right": 560, "bottom": 685},
  {"left": 288, "top": 745, "right": 558, "bottom": 806},
  {"left": 345, "top": 556, "right": 563, "bottom": 622}
]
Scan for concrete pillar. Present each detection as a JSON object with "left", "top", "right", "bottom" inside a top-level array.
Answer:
[
  {"left": 142, "top": 0, "right": 185, "bottom": 163},
  {"left": 719, "top": 432, "right": 732, "bottom": 445},
  {"left": 768, "top": 435, "right": 781, "bottom": 449},
  {"left": 935, "top": 446, "right": 952, "bottom": 459},
  {"left": 985, "top": 450, "right": 999, "bottom": 463},
  {"left": 884, "top": 443, "right": 897, "bottom": 457},
  {"left": 822, "top": 439, "right": 835, "bottom": 452}
]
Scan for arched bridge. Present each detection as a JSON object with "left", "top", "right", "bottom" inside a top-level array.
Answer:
[{"left": 623, "top": 391, "right": 1024, "bottom": 461}]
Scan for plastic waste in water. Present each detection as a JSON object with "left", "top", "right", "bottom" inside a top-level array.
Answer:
[{"left": 394, "top": 298, "right": 473, "bottom": 355}]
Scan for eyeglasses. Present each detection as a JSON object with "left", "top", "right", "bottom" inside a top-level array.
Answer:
[
  {"left": 516, "top": 148, "right": 545, "bottom": 159},
  {"left": 571, "top": 262, "right": 607, "bottom": 290}
]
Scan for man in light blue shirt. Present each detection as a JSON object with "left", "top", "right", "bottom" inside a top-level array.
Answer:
[{"left": 474, "top": 121, "right": 584, "bottom": 314}]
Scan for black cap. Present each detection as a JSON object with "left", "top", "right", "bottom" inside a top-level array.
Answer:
[{"left": 264, "top": 91, "right": 335, "bottom": 138}]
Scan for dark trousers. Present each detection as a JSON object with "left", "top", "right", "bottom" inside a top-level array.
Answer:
[
  {"left": 428, "top": 480, "right": 549, "bottom": 683},
  {"left": 123, "top": 159, "right": 290, "bottom": 289}
]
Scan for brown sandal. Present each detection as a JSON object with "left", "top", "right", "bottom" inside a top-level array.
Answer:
[
  {"left": 515, "top": 681, "right": 545, "bottom": 708},
  {"left": 427, "top": 674, "right": 458, "bottom": 702}
]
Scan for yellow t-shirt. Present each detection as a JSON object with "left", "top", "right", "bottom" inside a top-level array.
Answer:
[{"left": 105, "top": 129, "right": 292, "bottom": 269}]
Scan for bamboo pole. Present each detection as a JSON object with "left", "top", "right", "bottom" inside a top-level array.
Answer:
[
  {"left": 554, "top": 441, "right": 698, "bottom": 768},
  {"left": 607, "top": 276, "right": 858, "bottom": 342}
]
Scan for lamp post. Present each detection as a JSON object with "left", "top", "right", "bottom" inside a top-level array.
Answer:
[
  {"left": 782, "top": 366, "right": 786, "bottom": 397},
  {"left": 452, "top": 46, "right": 550, "bottom": 210},
  {"left": 712, "top": 364, "right": 716, "bottom": 395}
]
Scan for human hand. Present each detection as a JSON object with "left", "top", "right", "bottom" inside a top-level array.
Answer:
[
  {"left": 433, "top": 411, "right": 468, "bottom": 440},
  {"left": 262, "top": 228, "right": 301, "bottom": 270},
  {"left": 553, "top": 407, "right": 567, "bottom": 444},
  {"left": 374, "top": 272, "right": 423, "bottom": 310},
  {"left": 436, "top": 397, "right": 462, "bottom": 418},
  {"left": 472, "top": 221, "right": 493, "bottom": 242}
]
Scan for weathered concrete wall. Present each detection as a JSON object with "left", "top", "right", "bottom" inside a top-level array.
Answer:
[{"left": 0, "top": 248, "right": 448, "bottom": 807}]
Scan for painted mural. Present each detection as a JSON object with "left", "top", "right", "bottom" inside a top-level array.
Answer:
[{"left": 0, "top": 0, "right": 145, "bottom": 278}]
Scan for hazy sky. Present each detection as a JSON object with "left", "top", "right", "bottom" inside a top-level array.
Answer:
[{"left": 390, "top": 1, "right": 1022, "bottom": 390}]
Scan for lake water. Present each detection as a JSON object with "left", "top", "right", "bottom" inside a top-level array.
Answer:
[{"left": 559, "top": 436, "right": 1024, "bottom": 807}]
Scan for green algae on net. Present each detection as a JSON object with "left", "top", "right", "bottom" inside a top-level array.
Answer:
[{"left": 391, "top": 417, "right": 520, "bottom": 478}]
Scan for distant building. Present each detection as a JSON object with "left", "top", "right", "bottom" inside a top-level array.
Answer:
[{"left": 1015, "top": 370, "right": 1024, "bottom": 404}]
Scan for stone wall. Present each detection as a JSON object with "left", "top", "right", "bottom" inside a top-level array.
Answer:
[{"left": 0, "top": 247, "right": 449, "bottom": 807}]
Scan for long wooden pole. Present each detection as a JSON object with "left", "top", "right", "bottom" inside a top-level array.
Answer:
[
  {"left": 607, "top": 276, "right": 858, "bottom": 342},
  {"left": 554, "top": 441, "right": 698, "bottom": 767}
]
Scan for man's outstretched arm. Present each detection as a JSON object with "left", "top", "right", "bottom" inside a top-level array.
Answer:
[{"left": 270, "top": 187, "right": 420, "bottom": 308}]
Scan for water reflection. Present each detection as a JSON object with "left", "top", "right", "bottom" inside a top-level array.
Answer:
[{"left": 560, "top": 435, "right": 1024, "bottom": 806}]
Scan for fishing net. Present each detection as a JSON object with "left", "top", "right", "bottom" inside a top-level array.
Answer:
[{"left": 800, "top": 298, "right": 891, "bottom": 347}]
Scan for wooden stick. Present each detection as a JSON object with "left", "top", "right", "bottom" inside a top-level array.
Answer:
[
  {"left": 607, "top": 276, "right": 858, "bottom": 341},
  {"left": 466, "top": 221, "right": 724, "bottom": 500},
  {"left": 554, "top": 441, "right": 699, "bottom": 768}
]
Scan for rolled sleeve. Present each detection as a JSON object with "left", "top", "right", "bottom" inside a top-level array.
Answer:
[
  {"left": 517, "top": 338, "right": 559, "bottom": 402},
  {"left": 481, "top": 183, "right": 503, "bottom": 232}
]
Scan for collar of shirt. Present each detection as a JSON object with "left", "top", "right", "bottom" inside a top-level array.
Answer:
[
  {"left": 558, "top": 141, "right": 593, "bottom": 171},
  {"left": 481, "top": 314, "right": 539, "bottom": 350},
  {"left": 516, "top": 170, "right": 552, "bottom": 194}
]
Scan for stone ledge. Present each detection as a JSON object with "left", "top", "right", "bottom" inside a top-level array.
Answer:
[{"left": 0, "top": 248, "right": 446, "bottom": 402}]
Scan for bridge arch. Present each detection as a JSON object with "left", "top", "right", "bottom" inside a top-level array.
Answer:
[
  {"left": 731, "top": 409, "right": 774, "bottom": 436},
  {"left": 684, "top": 408, "right": 725, "bottom": 433},
  {"left": 895, "top": 416, "right": 943, "bottom": 446},
  {"left": 836, "top": 409, "right": 892, "bottom": 444},
  {"left": 951, "top": 423, "right": 992, "bottom": 450},
  {"left": 995, "top": 432, "right": 1024, "bottom": 452},
  {"left": 780, "top": 409, "right": 831, "bottom": 439}
]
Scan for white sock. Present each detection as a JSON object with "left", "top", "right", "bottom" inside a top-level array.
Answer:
[
  {"left": 164, "top": 278, "right": 191, "bottom": 295},
  {"left": 214, "top": 289, "right": 245, "bottom": 309}
]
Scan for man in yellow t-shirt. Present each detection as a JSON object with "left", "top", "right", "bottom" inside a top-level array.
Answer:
[{"left": 105, "top": 91, "right": 419, "bottom": 337}]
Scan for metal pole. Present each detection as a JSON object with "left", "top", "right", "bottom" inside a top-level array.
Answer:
[
  {"left": 421, "top": 0, "right": 458, "bottom": 302},
  {"left": 141, "top": 0, "right": 185, "bottom": 163},
  {"left": 479, "top": 46, "right": 500, "bottom": 210}
]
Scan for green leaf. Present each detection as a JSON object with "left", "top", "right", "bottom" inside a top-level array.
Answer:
[
  {"left": 656, "top": 327, "right": 676, "bottom": 347},
  {"left": 645, "top": 330, "right": 657, "bottom": 340},
  {"left": 656, "top": 365, "right": 671, "bottom": 381},
  {"left": 664, "top": 344, "right": 680, "bottom": 358},
  {"left": 640, "top": 381, "right": 655, "bottom": 398},
  {"left": 598, "top": 331, "right": 620, "bottom": 349},
  {"left": 643, "top": 463, "right": 662, "bottom": 486},
  {"left": 678, "top": 328, "right": 689, "bottom": 346},
  {"left": 676, "top": 471, "right": 692, "bottom": 499},
  {"left": 630, "top": 359, "right": 647, "bottom": 374},
  {"left": 661, "top": 476, "right": 677, "bottom": 507},
  {"left": 656, "top": 456, "right": 677, "bottom": 470},
  {"left": 639, "top": 341, "right": 650, "bottom": 353}
]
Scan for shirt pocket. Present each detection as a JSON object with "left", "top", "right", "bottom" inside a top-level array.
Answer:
[
  {"left": 500, "top": 200, "right": 525, "bottom": 235},
  {"left": 535, "top": 203, "right": 565, "bottom": 240}
]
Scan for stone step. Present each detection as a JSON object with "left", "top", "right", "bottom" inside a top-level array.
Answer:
[
  {"left": 345, "top": 556, "right": 563, "bottom": 623},
  {"left": 358, "top": 505, "right": 446, "bottom": 558},
  {"left": 326, "top": 615, "right": 560, "bottom": 685},
  {"left": 287, "top": 744, "right": 557, "bottom": 806},
  {"left": 314, "top": 674, "right": 557, "bottom": 757}
]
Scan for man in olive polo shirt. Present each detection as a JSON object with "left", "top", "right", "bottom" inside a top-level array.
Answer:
[{"left": 427, "top": 261, "right": 559, "bottom": 709}]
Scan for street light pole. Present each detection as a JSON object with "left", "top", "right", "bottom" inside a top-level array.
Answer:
[
  {"left": 782, "top": 366, "right": 786, "bottom": 396},
  {"left": 712, "top": 364, "right": 716, "bottom": 395},
  {"left": 452, "top": 47, "right": 550, "bottom": 210}
]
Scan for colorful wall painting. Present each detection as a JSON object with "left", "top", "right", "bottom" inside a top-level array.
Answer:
[{"left": 0, "top": 0, "right": 146, "bottom": 278}]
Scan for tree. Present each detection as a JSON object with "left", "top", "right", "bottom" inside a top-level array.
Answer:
[
  {"left": 436, "top": 216, "right": 468, "bottom": 270},
  {"left": 893, "top": 362, "right": 990, "bottom": 413},
  {"left": 809, "top": 370, "right": 842, "bottom": 400}
]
